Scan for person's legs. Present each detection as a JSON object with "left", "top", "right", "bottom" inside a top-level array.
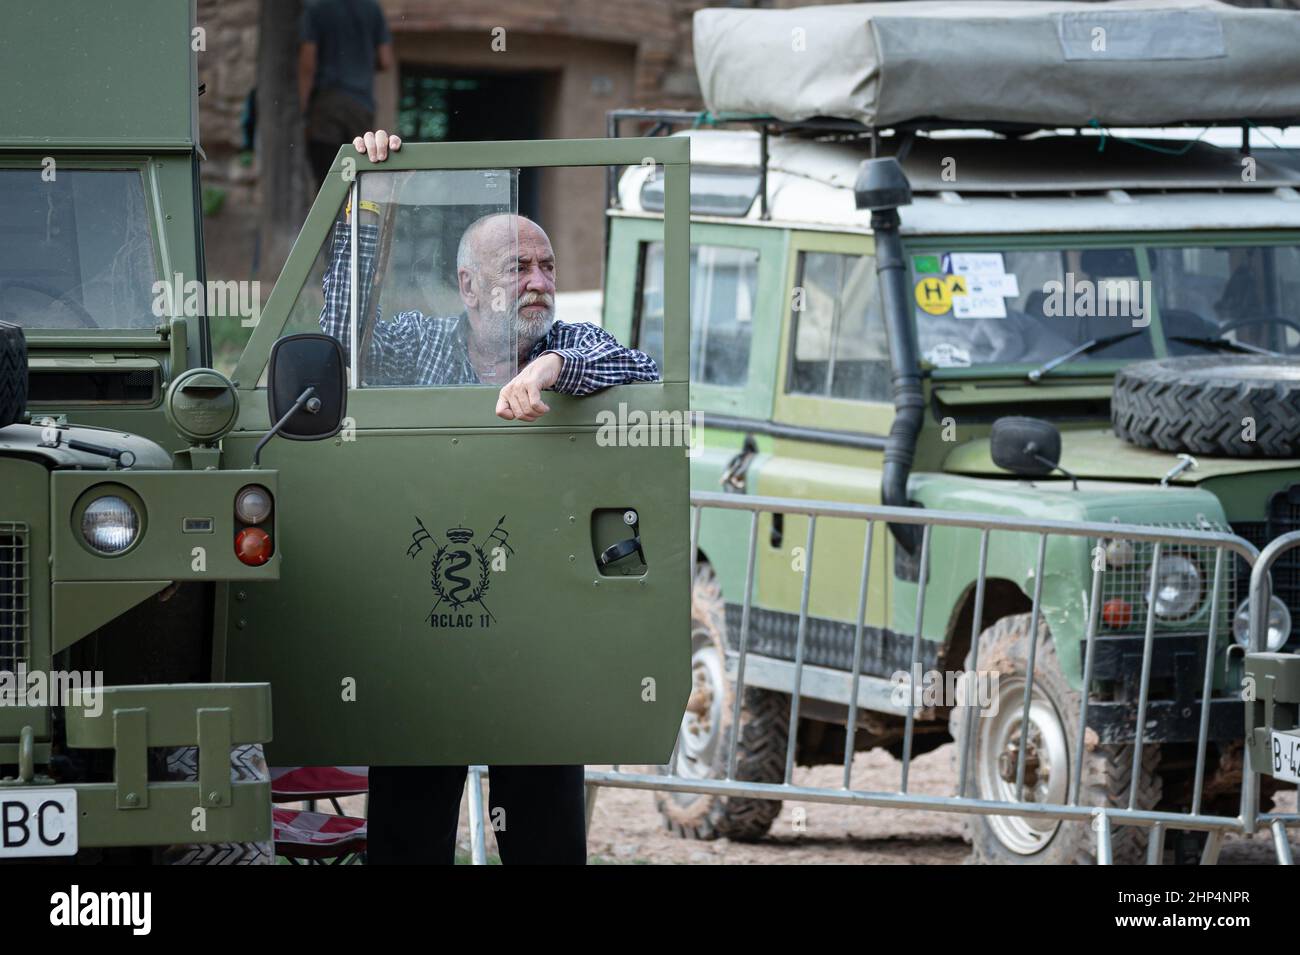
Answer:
[
  {"left": 486, "top": 764, "right": 587, "bottom": 865},
  {"left": 366, "top": 765, "right": 467, "bottom": 865}
]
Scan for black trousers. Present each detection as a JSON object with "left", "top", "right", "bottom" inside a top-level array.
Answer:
[{"left": 367, "top": 764, "right": 587, "bottom": 865}]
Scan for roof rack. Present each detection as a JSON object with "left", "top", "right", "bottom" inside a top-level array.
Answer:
[
  {"left": 607, "top": 109, "right": 879, "bottom": 223},
  {"left": 605, "top": 107, "right": 1286, "bottom": 223}
]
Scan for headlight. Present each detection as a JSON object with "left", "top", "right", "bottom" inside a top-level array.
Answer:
[
  {"left": 1233, "top": 596, "right": 1292, "bottom": 652},
  {"left": 1153, "top": 554, "right": 1202, "bottom": 620},
  {"left": 81, "top": 495, "right": 140, "bottom": 555},
  {"left": 235, "top": 484, "right": 273, "bottom": 524}
]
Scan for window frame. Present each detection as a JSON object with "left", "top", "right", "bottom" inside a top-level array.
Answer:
[
  {"left": 615, "top": 215, "right": 784, "bottom": 420},
  {"left": 773, "top": 230, "right": 894, "bottom": 436}
]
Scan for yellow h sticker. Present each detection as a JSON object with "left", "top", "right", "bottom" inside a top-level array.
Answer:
[{"left": 914, "top": 274, "right": 967, "bottom": 315}]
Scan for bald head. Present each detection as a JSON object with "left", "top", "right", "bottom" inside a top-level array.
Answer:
[{"left": 456, "top": 213, "right": 549, "bottom": 275}]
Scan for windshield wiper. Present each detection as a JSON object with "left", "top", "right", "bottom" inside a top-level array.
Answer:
[
  {"left": 1027, "top": 331, "right": 1143, "bottom": 382},
  {"left": 1167, "top": 334, "right": 1279, "bottom": 357}
]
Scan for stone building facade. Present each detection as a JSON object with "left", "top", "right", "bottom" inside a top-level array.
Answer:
[
  {"left": 195, "top": 0, "right": 1300, "bottom": 292},
  {"left": 196, "top": 0, "right": 715, "bottom": 290}
]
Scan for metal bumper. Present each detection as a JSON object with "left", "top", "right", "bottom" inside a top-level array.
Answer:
[
  {"left": 1245, "top": 651, "right": 1300, "bottom": 779},
  {"left": 1, "top": 682, "right": 273, "bottom": 848},
  {"left": 1084, "top": 632, "right": 1242, "bottom": 743}
]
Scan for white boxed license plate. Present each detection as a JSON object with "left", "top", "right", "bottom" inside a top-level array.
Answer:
[
  {"left": 1271, "top": 731, "right": 1300, "bottom": 785},
  {"left": 0, "top": 789, "right": 78, "bottom": 858}
]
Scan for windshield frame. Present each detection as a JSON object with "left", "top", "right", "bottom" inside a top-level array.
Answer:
[
  {"left": 908, "top": 230, "right": 1300, "bottom": 380},
  {"left": 0, "top": 154, "right": 167, "bottom": 342}
]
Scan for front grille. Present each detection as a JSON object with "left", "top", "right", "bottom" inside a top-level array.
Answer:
[
  {"left": 1099, "top": 522, "right": 1236, "bottom": 637},
  {"left": 0, "top": 523, "right": 30, "bottom": 672},
  {"left": 1233, "top": 483, "right": 1300, "bottom": 648}
]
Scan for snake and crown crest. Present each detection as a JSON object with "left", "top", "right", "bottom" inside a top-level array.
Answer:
[{"left": 407, "top": 516, "right": 514, "bottom": 628}]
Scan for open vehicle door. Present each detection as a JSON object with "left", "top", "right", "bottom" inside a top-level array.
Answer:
[{"left": 223, "top": 138, "right": 691, "bottom": 765}]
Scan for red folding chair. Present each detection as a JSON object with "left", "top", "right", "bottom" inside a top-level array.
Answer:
[{"left": 271, "top": 766, "right": 369, "bottom": 865}]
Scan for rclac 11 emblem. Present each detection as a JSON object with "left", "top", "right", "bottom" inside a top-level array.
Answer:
[{"left": 406, "top": 516, "right": 514, "bottom": 629}]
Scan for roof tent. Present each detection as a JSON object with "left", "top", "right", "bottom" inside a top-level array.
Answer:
[{"left": 694, "top": 0, "right": 1300, "bottom": 130}]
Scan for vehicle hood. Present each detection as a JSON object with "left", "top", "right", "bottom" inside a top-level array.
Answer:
[
  {"left": 0, "top": 423, "right": 172, "bottom": 471},
  {"left": 942, "top": 428, "right": 1300, "bottom": 485}
]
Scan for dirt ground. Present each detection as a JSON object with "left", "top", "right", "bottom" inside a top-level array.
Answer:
[{"left": 433, "top": 743, "right": 1296, "bottom": 865}]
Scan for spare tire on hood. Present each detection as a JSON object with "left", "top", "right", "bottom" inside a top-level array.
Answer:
[
  {"left": 1112, "top": 354, "right": 1300, "bottom": 458},
  {"left": 0, "top": 321, "right": 27, "bottom": 429}
]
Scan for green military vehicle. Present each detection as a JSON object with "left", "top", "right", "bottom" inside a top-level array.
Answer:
[
  {"left": 602, "top": 1, "right": 1300, "bottom": 863},
  {"left": 3, "top": 0, "right": 691, "bottom": 862}
]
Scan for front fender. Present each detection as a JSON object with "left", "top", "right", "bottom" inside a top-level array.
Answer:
[{"left": 900, "top": 473, "right": 1228, "bottom": 687}]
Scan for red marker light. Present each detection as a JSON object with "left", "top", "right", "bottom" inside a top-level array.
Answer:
[
  {"left": 1102, "top": 598, "right": 1133, "bottom": 629},
  {"left": 235, "top": 527, "right": 273, "bottom": 566}
]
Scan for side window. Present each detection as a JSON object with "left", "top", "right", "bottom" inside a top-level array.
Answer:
[
  {"left": 787, "top": 251, "right": 890, "bottom": 402},
  {"left": 0, "top": 168, "right": 156, "bottom": 329},
  {"left": 637, "top": 241, "right": 758, "bottom": 387}
]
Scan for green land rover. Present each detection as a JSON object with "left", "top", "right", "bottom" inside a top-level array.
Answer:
[
  {"left": 600, "top": 1, "right": 1300, "bottom": 864},
  {"left": 2, "top": 0, "right": 692, "bottom": 863}
]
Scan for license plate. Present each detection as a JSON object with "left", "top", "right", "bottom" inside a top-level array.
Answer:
[
  {"left": 0, "top": 789, "right": 78, "bottom": 858},
  {"left": 1271, "top": 731, "right": 1300, "bottom": 784}
]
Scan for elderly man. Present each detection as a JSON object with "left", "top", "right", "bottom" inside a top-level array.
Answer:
[
  {"left": 319, "top": 131, "right": 658, "bottom": 865},
  {"left": 320, "top": 131, "right": 658, "bottom": 420}
]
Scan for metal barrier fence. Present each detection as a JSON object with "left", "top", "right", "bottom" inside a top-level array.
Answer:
[
  {"left": 571, "top": 491, "right": 1274, "bottom": 866},
  {"left": 1242, "top": 529, "right": 1300, "bottom": 863}
]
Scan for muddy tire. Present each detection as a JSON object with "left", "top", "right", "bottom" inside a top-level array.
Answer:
[
  {"left": 656, "top": 566, "right": 790, "bottom": 842},
  {"left": 1112, "top": 355, "right": 1300, "bottom": 458},
  {"left": 161, "top": 743, "right": 274, "bottom": 865},
  {"left": 950, "top": 613, "right": 1161, "bottom": 865},
  {"left": 0, "top": 322, "right": 27, "bottom": 429}
]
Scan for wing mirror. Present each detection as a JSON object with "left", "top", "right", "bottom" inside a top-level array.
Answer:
[
  {"left": 990, "top": 416, "right": 1076, "bottom": 488},
  {"left": 254, "top": 333, "right": 347, "bottom": 464}
]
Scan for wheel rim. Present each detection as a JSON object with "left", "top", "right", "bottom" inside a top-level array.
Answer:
[
  {"left": 672, "top": 628, "right": 727, "bottom": 784},
  {"left": 976, "top": 674, "right": 1071, "bottom": 855}
]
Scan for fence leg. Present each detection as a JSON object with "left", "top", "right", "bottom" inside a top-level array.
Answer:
[
  {"left": 1199, "top": 829, "right": 1223, "bottom": 865},
  {"left": 1094, "top": 811, "right": 1113, "bottom": 865},
  {"left": 467, "top": 764, "right": 488, "bottom": 865},
  {"left": 1271, "top": 820, "right": 1294, "bottom": 865},
  {"left": 584, "top": 781, "right": 601, "bottom": 832},
  {"left": 1146, "top": 822, "right": 1165, "bottom": 865}
]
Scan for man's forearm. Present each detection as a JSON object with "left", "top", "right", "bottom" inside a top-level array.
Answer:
[{"left": 541, "top": 326, "right": 661, "bottom": 396}]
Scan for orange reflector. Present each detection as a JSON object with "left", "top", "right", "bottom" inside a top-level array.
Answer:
[
  {"left": 1102, "top": 598, "right": 1133, "bottom": 629},
  {"left": 235, "top": 527, "right": 273, "bottom": 566}
]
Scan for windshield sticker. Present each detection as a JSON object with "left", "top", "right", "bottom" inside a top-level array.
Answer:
[
  {"left": 915, "top": 276, "right": 952, "bottom": 314},
  {"left": 914, "top": 274, "right": 967, "bottom": 315},
  {"left": 924, "top": 343, "right": 972, "bottom": 368},
  {"left": 946, "top": 252, "right": 1006, "bottom": 277},
  {"left": 963, "top": 272, "right": 1019, "bottom": 298},
  {"left": 953, "top": 293, "right": 1008, "bottom": 319}
]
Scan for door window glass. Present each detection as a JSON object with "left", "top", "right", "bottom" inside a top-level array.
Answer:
[
  {"left": 637, "top": 241, "right": 757, "bottom": 387},
  {"left": 787, "top": 251, "right": 890, "bottom": 402},
  {"left": 314, "top": 168, "right": 520, "bottom": 388}
]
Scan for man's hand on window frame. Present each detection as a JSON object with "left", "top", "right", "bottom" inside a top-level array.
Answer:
[{"left": 495, "top": 353, "right": 562, "bottom": 422}]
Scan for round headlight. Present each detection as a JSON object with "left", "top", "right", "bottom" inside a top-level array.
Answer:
[
  {"left": 1153, "top": 554, "right": 1202, "bottom": 620},
  {"left": 235, "top": 485, "right": 273, "bottom": 525},
  {"left": 81, "top": 495, "right": 141, "bottom": 555},
  {"left": 1233, "top": 595, "right": 1292, "bottom": 652}
]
